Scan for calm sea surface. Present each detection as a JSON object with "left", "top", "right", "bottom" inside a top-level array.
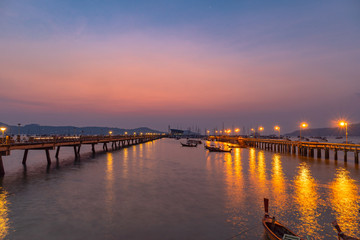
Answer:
[{"left": 0, "top": 138, "right": 359, "bottom": 239}]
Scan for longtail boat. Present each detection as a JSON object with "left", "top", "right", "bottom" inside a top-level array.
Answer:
[
  {"left": 332, "top": 221, "right": 359, "bottom": 240},
  {"left": 205, "top": 145, "right": 232, "bottom": 152},
  {"left": 180, "top": 142, "right": 197, "bottom": 147},
  {"left": 262, "top": 198, "right": 303, "bottom": 240}
]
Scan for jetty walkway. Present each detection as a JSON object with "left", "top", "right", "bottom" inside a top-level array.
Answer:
[
  {"left": 208, "top": 136, "right": 360, "bottom": 163},
  {"left": 0, "top": 134, "right": 164, "bottom": 176}
]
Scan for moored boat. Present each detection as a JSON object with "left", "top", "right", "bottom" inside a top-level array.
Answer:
[
  {"left": 205, "top": 145, "right": 232, "bottom": 152},
  {"left": 180, "top": 141, "right": 197, "bottom": 147},
  {"left": 262, "top": 198, "right": 303, "bottom": 240},
  {"left": 332, "top": 221, "right": 359, "bottom": 240}
]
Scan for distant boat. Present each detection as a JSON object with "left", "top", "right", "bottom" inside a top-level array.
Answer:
[
  {"left": 180, "top": 141, "right": 197, "bottom": 147},
  {"left": 332, "top": 221, "right": 359, "bottom": 240},
  {"left": 336, "top": 136, "right": 343, "bottom": 139},
  {"left": 262, "top": 198, "right": 303, "bottom": 240}
]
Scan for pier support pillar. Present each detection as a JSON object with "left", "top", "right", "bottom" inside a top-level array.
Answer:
[
  {"left": 344, "top": 150, "right": 347, "bottom": 162},
  {"left": 317, "top": 149, "right": 321, "bottom": 158},
  {"left": 0, "top": 155, "right": 4, "bottom": 176},
  {"left": 325, "top": 148, "right": 329, "bottom": 159},
  {"left": 334, "top": 150, "right": 338, "bottom": 160},
  {"left": 309, "top": 148, "right": 314, "bottom": 158},
  {"left": 355, "top": 150, "right": 359, "bottom": 164},
  {"left": 45, "top": 149, "right": 51, "bottom": 165},
  {"left": 55, "top": 146, "right": 60, "bottom": 158},
  {"left": 22, "top": 149, "right": 29, "bottom": 165}
]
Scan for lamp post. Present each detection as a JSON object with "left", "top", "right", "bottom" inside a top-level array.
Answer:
[
  {"left": 258, "top": 126, "right": 264, "bottom": 137},
  {"left": 299, "top": 122, "right": 308, "bottom": 141},
  {"left": 274, "top": 126, "right": 280, "bottom": 138},
  {"left": 109, "top": 131, "right": 112, "bottom": 138},
  {"left": 339, "top": 121, "right": 348, "bottom": 144},
  {"left": 235, "top": 128, "right": 240, "bottom": 136},
  {"left": 0, "top": 127, "right": 6, "bottom": 144}
]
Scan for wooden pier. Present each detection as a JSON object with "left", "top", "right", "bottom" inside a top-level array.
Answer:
[
  {"left": 208, "top": 136, "right": 359, "bottom": 164},
  {"left": 0, "top": 134, "right": 164, "bottom": 176}
]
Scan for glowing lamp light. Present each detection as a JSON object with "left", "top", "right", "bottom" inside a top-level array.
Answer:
[
  {"left": 235, "top": 128, "right": 240, "bottom": 133},
  {"left": 109, "top": 131, "right": 112, "bottom": 135},
  {"left": 338, "top": 120, "right": 348, "bottom": 144},
  {"left": 124, "top": 132, "right": 128, "bottom": 135},
  {"left": 258, "top": 126, "right": 264, "bottom": 132}
]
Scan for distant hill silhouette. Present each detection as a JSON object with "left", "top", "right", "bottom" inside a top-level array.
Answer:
[
  {"left": 286, "top": 123, "right": 360, "bottom": 137},
  {"left": 0, "top": 122, "right": 164, "bottom": 136}
]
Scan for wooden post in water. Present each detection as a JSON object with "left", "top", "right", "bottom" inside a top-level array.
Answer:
[
  {"left": 22, "top": 149, "right": 29, "bottom": 165},
  {"left": 344, "top": 150, "right": 347, "bottom": 162},
  {"left": 45, "top": 149, "right": 51, "bottom": 165},
  {"left": 91, "top": 143, "right": 95, "bottom": 154},
  {"left": 355, "top": 150, "right": 359, "bottom": 164}
]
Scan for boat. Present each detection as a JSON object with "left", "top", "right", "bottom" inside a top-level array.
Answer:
[
  {"left": 180, "top": 141, "right": 197, "bottom": 147},
  {"left": 262, "top": 198, "right": 303, "bottom": 240},
  {"left": 205, "top": 145, "right": 232, "bottom": 152},
  {"left": 332, "top": 221, "right": 359, "bottom": 240}
]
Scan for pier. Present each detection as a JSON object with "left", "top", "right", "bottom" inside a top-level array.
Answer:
[
  {"left": 0, "top": 134, "right": 164, "bottom": 176},
  {"left": 208, "top": 136, "right": 360, "bottom": 164}
]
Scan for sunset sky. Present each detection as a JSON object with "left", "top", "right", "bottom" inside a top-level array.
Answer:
[{"left": 1, "top": 0, "right": 359, "bottom": 133}]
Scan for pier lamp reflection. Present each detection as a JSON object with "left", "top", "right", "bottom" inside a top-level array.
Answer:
[
  {"left": 271, "top": 155, "right": 286, "bottom": 204},
  {"left": 330, "top": 168, "right": 359, "bottom": 237},
  {"left": 0, "top": 188, "right": 9, "bottom": 239},
  {"left": 293, "top": 162, "right": 320, "bottom": 237},
  {"left": 225, "top": 148, "right": 244, "bottom": 228}
]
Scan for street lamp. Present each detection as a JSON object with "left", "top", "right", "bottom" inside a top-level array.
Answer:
[
  {"left": 258, "top": 126, "right": 264, "bottom": 136},
  {"left": 299, "top": 122, "right": 308, "bottom": 141},
  {"left": 339, "top": 121, "right": 348, "bottom": 144},
  {"left": 207, "top": 130, "right": 210, "bottom": 136},
  {"left": 109, "top": 131, "right": 112, "bottom": 137},
  {"left": 235, "top": 128, "right": 240, "bottom": 135},
  {"left": 274, "top": 126, "right": 280, "bottom": 138},
  {"left": 0, "top": 127, "right": 6, "bottom": 144}
]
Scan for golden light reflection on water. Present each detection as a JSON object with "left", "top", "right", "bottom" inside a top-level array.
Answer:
[
  {"left": 293, "top": 162, "right": 321, "bottom": 237},
  {"left": 329, "top": 168, "right": 360, "bottom": 237},
  {"left": 257, "top": 151, "right": 266, "bottom": 185},
  {"left": 249, "top": 148, "right": 256, "bottom": 178},
  {"left": 225, "top": 148, "right": 244, "bottom": 227},
  {"left": 271, "top": 154, "right": 286, "bottom": 212},
  {"left": 106, "top": 153, "right": 115, "bottom": 204},
  {"left": 0, "top": 189, "right": 9, "bottom": 239},
  {"left": 123, "top": 148, "right": 129, "bottom": 178}
]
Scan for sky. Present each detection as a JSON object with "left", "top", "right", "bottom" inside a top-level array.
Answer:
[{"left": 0, "top": 0, "right": 359, "bottom": 133}]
